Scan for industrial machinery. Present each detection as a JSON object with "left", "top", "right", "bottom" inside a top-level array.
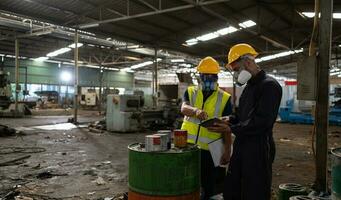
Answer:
[
  {"left": 106, "top": 92, "right": 180, "bottom": 132},
  {"left": 0, "top": 69, "right": 28, "bottom": 117},
  {"left": 80, "top": 89, "right": 97, "bottom": 107},
  {"left": 279, "top": 98, "right": 341, "bottom": 125},
  {"left": 106, "top": 94, "right": 141, "bottom": 132},
  {"left": 0, "top": 70, "right": 12, "bottom": 109}
]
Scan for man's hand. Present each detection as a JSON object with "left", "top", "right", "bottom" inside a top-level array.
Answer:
[
  {"left": 206, "top": 119, "right": 231, "bottom": 134},
  {"left": 195, "top": 109, "right": 208, "bottom": 121},
  {"left": 220, "top": 148, "right": 231, "bottom": 165}
]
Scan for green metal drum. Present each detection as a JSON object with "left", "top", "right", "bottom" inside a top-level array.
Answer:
[
  {"left": 331, "top": 147, "right": 341, "bottom": 200},
  {"left": 278, "top": 183, "right": 308, "bottom": 200},
  {"left": 128, "top": 143, "right": 200, "bottom": 196}
]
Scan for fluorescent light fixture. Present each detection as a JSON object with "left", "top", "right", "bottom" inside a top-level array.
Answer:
[
  {"left": 216, "top": 26, "right": 238, "bottom": 35},
  {"left": 79, "top": 23, "right": 99, "bottom": 29},
  {"left": 131, "top": 61, "right": 153, "bottom": 69},
  {"left": 330, "top": 71, "right": 341, "bottom": 76},
  {"left": 34, "top": 57, "right": 48, "bottom": 61},
  {"left": 68, "top": 43, "right": 83, "bottom": 48},
  {"left": 185, "top": 20, "right": 255, "bottom": 46},
  {"left": 334, "top": 13, "right": 341, "bottom": 19},
  {"left": 125, "top": 56, "right": 141, "bottom": 61},
  {"left": 197, "top": 32, "right": 219, "bottom": 41},
  {"left": 302, "top": 12, "right": 341, "bottom": 19},
  {"left": 239, "top": 20, "right": 257, "bottom": 28},
  {"left": 60, "top": 71, "right": 72, "bottom": 82},
  {"left": 338, "top": 74, "right": 341, "bottom": 77},
  {"left": 185, "top": 38, "right": 198, "bottom": 46},
  {"left": 171, "top": 59, "right": 185, "bottom": 63},
  {"left": 107, "top": 68, "right": 119, "bottom": 71},
  {"left": 121, "top": 67, "right": 135, "bottom": 73},
  {"left": 330, "top": 68, "right": 341, "bottom": 73},
  {"left": 47, "top": 47, "right": 71, "bottom": 57},
  {"left": 255, "top": 48, "right": 303, "bottom": 63},
  {"left": 179, "top": 63, "right": 192, "bottom": 68}
]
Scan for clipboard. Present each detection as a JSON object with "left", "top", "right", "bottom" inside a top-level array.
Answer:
[{"left": 199, "top": 118, "right": 222, "bottom": 128}]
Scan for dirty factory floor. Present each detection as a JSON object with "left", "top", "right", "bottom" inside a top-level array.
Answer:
[{"left": 0, "top": 110, "right": 340, "bottom": 199}]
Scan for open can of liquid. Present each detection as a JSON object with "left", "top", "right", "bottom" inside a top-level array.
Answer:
[
  {"left": 157, "top": 130, "right": 172, "bottom": 149},
  {"left": 145, "top": 135, "right": 161, "bottom": 152},
  {"left": 173, "top": 129, "right": 187, "bottom": 148}
]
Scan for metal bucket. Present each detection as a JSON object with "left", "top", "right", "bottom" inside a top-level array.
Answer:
[
  {"left": 331, "top": 147, "right": 341, "bottom": 200},
  {"left": 278, "top": 183, "right": 308, "bottom": 200}
]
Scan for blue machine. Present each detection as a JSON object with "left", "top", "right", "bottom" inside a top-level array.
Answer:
[{"left": 279, "top": 99, "right": 341, "bottom": 125}]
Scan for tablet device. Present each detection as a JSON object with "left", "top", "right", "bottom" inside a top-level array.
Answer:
[{"left": 199, "top": 118, "right": 222, "bottom": 128}]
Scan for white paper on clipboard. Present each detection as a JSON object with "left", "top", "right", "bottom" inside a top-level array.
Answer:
[{"left": 208, "top": 138, "right": 225, "bottom": 167}]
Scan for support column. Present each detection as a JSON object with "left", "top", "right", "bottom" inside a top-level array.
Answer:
[
  {"left": 315, "top": 0, "right": 333, "bottom": 193},
  {"left": 153, "top": 48, "right": 158, "bottom": 108},
  {"left": 15, "top": 39, "right": 19, "bottom": 115},
  {"left": 73, "top": 30, "right": 79, "bottom": 124},
  {"left": 99, "top": 65, "right": 103, "bottom": 114}
]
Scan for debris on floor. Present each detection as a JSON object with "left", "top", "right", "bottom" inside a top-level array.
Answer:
[
  {"left": 88, "top": 119, "right": 106, "bottom": 133},
  {"left": 0, "top": 124, "right": 17, "bottom": 137}
]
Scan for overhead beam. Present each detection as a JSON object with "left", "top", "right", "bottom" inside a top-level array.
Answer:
[{"left": 77, "top": 0, "right": 230, "bottom": 28}]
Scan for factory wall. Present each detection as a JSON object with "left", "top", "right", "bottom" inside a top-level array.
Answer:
[{"left": 2, "top": 58, "right": 134, "bottom": 88}]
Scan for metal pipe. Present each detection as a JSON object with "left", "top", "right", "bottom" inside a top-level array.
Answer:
[
  {"left": 73, "top": 30, "right": 79, "bottom": 124},
  {"left": 315, "top": 0, "right": 333, "bottom": 193},
  {"left": 15, "top": 39, "right": 19, "bottom": 115}
]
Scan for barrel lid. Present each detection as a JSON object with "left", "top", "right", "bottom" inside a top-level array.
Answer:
[
  {"left": 279, "top": 183, "right": 307, "bottom": 192},
  {"left": 128, "top": 143, "right": 198, "bottom": 154},
  {"left": 289, "top": 196, "right": 314, "bottom": 200},
  {"left": 331, "top": 147, "right": 341, "bottom": 157}
]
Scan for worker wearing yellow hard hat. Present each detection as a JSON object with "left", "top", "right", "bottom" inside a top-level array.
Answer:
[
  {"left": 209, "top": 43, "right": 282, "bottom": 200},
  {"left": 180, "top": 56, "right": 232, "bottom": 200}
]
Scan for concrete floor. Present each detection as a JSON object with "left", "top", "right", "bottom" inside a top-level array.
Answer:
[{"left": 0, "top": 110, "right": 340, "bottom": 199}]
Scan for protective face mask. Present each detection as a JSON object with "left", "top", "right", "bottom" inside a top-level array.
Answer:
[
  {"left": 201, "top": 81, "right": 217, "bottom": 91},
  {"left": 237, "top": 70, "right": 252, "bottom": 85}
]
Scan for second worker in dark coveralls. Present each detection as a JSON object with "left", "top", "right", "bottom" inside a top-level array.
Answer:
[{"left": 208, "top": 43, "right": 282, "bottom": 200}]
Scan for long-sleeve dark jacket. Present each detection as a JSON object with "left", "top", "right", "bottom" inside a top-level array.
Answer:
[{"left": 230, "top": 70, "right": 282, "bottom": 144}]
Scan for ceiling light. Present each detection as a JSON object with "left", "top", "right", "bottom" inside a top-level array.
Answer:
[
  {"left": 255, "top": 48, "right": 303, "bottom": 63},
  {"left": 216, "top": 26, "right": 238, "bottom": 35},
  {"left": 121, "top": 67, "right": 135, "bottom": 73},
  {"left": 131, "top": 61, "right": 153, "bottom": 69},
  {"left": 185, "top": 38, "right": 198, "bottom": 46},
  {"left": 47, "top": 47, "right": 71, "bottom": 57},
  {"left": 171, "top": 59, "right": 185, "bottom": 63},
  {"left": 239, "top": 20, "right": 257, "bottom": 28},
  {"left": 301, "top": 12, "right": 341, "bottom": 19},
  {"left": 34, "top": 57, "right": 48, "bottom": 61},
  {"left": 68, "top": 43, "right": 83, "bottom": 48},
  {"left": 79, "top": 23, "right": 99, "bottom": 29},
  {"left": 197, "top": 33, "right": 219, "bottom": 41}
]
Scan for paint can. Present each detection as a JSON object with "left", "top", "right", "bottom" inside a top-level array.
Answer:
[
  {"left": 145, "top": 135, "right": 161, "bottom": 152},
  {"left": 154, "top": 133, "right": 169, "bottom": 151},
  {"left": 157, "top": 130, "right": 172, "bottom": 149},
  {"left": 174, "top": 130, "right": 187, "bottom": 148}
]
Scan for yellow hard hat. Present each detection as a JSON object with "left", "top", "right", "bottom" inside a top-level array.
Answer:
[
  {"left": 196, "top": 56, "right": 220, "bottom": 74},
  {"left": 227, "top": 43, "right": 258, "bottom": 66}
]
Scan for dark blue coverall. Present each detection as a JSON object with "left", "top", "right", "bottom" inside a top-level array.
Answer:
[{"left": 223, "top": 70, "right": 282, "bottom": 200}]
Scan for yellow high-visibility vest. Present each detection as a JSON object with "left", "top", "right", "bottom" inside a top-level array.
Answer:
[{"left": 181, "top": 86, "right": 231, "bottom": 150}]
